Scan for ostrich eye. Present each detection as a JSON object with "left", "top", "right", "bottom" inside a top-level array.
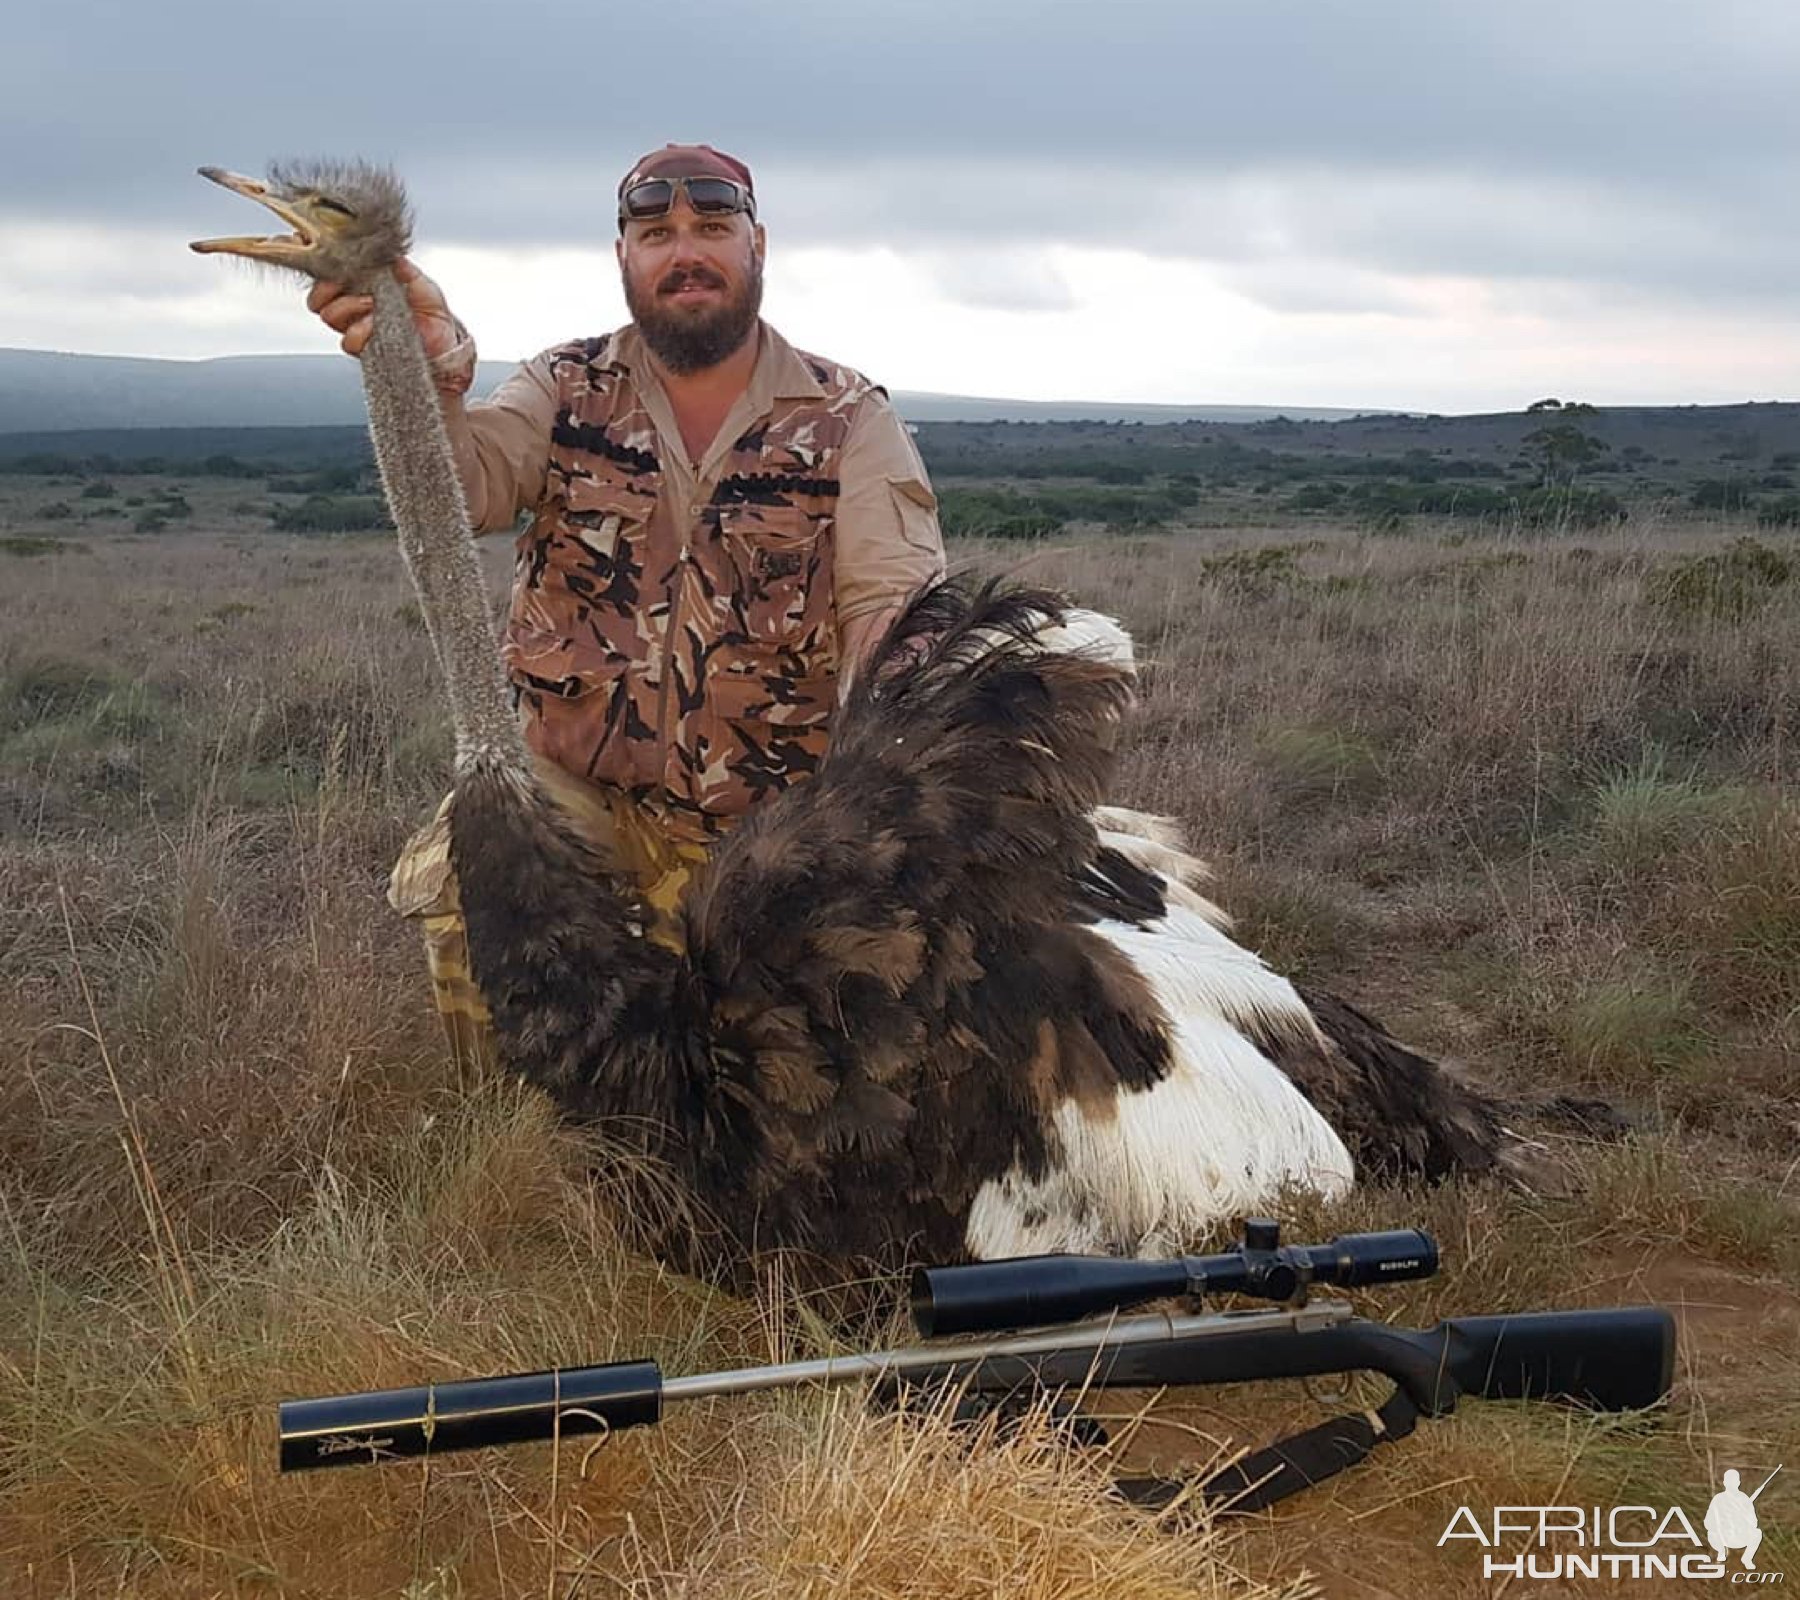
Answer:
[{"left": 313, "top": 196, "right": 358, "bottom": 219}]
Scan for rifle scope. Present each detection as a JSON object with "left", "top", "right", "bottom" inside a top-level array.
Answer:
[{"left": 912, "top": 1220, "right": 1437, "bottom": 1337}]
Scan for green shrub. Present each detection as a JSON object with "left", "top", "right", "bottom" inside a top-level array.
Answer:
[
  {"left": 1258, "top": 724, "right": 1383, "bottom": 803},
  {"left": 3, "top": 658, "right": 131, "bottom": 725},
  {"left": 266, "top": 463, "right": 368, "bottom": 495},
  {"left": 199, "top": 453, "right": 264, "bottom": 477},
  {"left": 937, "top": 489, "right": 1063, "bottom": 540},
  {"left": 0, "top": 658, "right": 165, "bottom": 753},
  {"left": 1284, "top": 482, "right": 1344, "bottom": 512},
  {"left": 1580, "top": 1136, "right": 1800, "bottom": 1272},
  {"left": 1588, "top": 751, "right": 1747, "bottom": 872},
  {"left": 272, "top": 494, "right": 394, "bottom": 533},
  {"left": 1513, "top": 486, "right": 1627, "bottom": 528},
  {"left": 1755, "top": 493, "right": 1800, "bottom": 527},
  {"left": 1647, "top": 537, "right": 1791, "bottom": 621},
  {"left": 1548, "top": 970, "right": 1705, "bottom": 1082},
  {"left": 1196, "top": 544, "right": 1304, "bottom": 595},
  {"left": 1213, "top": 863, "right": 1372, "bottom": 979},
  {"left": 1690, "top": 797, "right": 1800, "bottom": 1017},
  {"left": 1690, "top": 478, "right": 1756, "bottom": 513},
  {"left": 1317, "top": 480, "right": 1621, "bottom": 527}
]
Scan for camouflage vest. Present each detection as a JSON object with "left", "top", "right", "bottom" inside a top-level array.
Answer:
[{"left": 502, "top": 332, "right": 877, "bottom": 842}]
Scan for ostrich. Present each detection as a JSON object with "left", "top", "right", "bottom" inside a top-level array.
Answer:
[{"left": 192, "top": 161, "right": 1540, "bottom": 1285}]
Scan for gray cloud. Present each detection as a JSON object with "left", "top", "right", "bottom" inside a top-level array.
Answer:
[
  {"left": 1213, "top": 258, "right": 1429, "bottom": 319},
  {"left": 3, "top": 0, "right": 1799, "bottom": 326},
  {"left": 917, "top": 248, "right": 1078, "bottom": 313}
]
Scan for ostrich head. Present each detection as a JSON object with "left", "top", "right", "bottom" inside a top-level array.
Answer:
[{"left": 190, "top": 161, "right": 411, "bottom": 286}]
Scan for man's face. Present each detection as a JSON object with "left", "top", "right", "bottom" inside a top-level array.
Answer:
[{"left": 617, "top": 193, "right": 765, "bottom": 375}]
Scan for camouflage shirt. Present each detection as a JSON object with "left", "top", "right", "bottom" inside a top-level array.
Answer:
[{"left": 439, "top": 321, "right": 945, "bottom": 842}]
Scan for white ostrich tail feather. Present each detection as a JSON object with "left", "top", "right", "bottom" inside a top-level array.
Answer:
[
  {"left": 1028, "top": 606, "right": 1136, "bottom": 671},
  {"left": 1092, "top": 805, "right": 1187, "bottom": 851}
]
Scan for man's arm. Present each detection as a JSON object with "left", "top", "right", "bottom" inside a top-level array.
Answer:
[
  {"left": 436, "top": 350, "right": 556, "bottom": 534},
  {"left": 833, "top": 392, "right": 947, "bottom": 689},
  {"left": 307, "top": 258, "right": 552, "bottom": 534}
]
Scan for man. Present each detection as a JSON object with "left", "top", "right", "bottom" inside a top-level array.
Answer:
[
  {"left": 1704, "top": 1469, "right": 1765, "bottom": 1571},
  {"left": 311, "top": 143, "right": 946, "bottom": 1067}
]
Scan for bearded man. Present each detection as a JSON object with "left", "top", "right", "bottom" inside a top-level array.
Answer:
[{"left": 310, "top": 143, "right": 946, "bottom": 1068}]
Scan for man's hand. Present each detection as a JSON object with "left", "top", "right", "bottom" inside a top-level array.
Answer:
[{"left": 307, "top": 257, "right": 461, "bottom": 361}]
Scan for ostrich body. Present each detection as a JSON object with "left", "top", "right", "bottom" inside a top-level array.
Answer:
[{"left": 194, "top": 163, "right": 1517, "bottom": 1283}]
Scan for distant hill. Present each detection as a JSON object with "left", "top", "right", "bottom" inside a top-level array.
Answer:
[
  {"left": 0, "top": 347, "right": 1385, "bottom": 433},
  {"left": 909, "top": 401, "right": 1800, "bottom": 467},
  {"left": 882, "top": 390, "right": 1384, "bottom": 425},
  {"left": 0, "top": 349, "right": 522, "bottom": 433}
]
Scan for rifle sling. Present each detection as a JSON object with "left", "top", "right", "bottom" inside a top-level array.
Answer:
[{"left": 1113, "top": 1384, "right": 1421, "bottom": 1515}]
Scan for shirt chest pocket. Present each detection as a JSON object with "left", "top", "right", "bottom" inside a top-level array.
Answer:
[
  {"left": 715, "top": 501, "right": 833, "bottom": 646},
  {"left": 560, "top": 474, "right": 658, "bottom": 564}
]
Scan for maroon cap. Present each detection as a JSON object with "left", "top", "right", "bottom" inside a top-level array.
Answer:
[{"left": 618, "top": 143, "right": 755, "bottom": 201}]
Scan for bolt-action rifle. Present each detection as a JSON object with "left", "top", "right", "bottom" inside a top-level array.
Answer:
[{"left": 278, "top": 1220, "right": 1674, "bottom": 1513}]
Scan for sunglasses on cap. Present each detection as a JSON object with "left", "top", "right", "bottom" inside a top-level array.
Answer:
[{"left": 618, "top": 175, "right": 756, "bottom": 224}]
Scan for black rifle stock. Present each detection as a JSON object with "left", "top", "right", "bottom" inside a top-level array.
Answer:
[
  {"left": 884, "top": 1303, "right": 1675, "bottom": 1418},
  {"left": 277, "top": 1223, "right": 1675, "bottom": 1510}
]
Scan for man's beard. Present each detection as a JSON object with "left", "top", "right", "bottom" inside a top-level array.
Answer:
[{"left": 625, "top": 257, "right": 763, "bottom": 375}]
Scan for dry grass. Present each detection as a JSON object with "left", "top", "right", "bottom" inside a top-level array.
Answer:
[
  {"left": 612, "top": 1390, "right": 1315, "bottom": 1600},
  {"left": 2, "top": 504, "right": 1797, "bottom": 1596}
]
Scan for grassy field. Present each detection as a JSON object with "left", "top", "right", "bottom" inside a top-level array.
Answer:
[{"left": 2, "top": 481, "right": 1797, "bottom": 1597}]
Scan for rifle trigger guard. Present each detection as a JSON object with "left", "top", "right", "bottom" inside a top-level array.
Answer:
[{"left": 1300, "top": 1371, "right": 1354, "bottom": 1408}]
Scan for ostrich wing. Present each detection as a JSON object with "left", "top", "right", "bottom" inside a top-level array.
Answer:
[{"left": 675, "top": 580, "right": 1180, "bottom": 1256}]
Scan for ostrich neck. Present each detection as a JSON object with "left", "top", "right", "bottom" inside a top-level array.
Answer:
[
  {"left": 359, "top": 276, "right": 718, "bottom": 1218},
  {"left": 361, "top": 271, "right": 527, "bottom": 773}
]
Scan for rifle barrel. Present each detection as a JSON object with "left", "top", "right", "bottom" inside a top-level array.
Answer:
[{"left": 663, "top": 1304, "right": 1345, "bottom": 1402}]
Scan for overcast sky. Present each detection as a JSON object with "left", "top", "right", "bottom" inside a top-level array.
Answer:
[{"left": 5, "top": 0, "right": 1798, "bottom": 413}]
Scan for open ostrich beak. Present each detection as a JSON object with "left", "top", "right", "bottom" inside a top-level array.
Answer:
[{"left": 189, "top": 167, "right": 320, "bottom": 266}]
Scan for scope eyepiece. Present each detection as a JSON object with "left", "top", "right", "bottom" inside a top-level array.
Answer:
[{"left": 912, "top": 1226, "right": 1440, "bottom": 1337}]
